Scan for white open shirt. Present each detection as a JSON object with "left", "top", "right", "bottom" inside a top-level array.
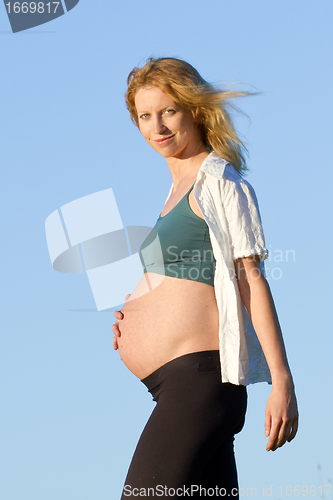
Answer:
[{"left": 164, "top": 152, "right": 272, "bottom": 386}]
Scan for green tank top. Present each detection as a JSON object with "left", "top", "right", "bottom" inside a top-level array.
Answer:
[{"left": 139, "top": 183, "right": 216, "bottom": 286}]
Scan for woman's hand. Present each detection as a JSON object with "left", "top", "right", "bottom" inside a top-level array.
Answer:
[
  {"left": 112, "top": 294, "right": 131, "bottom": 350},
  {"left": 265, "top": 377, "right": 299, "bottom": 451}
]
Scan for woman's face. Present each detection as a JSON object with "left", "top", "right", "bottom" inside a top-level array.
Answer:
[{"left": 134, "top": 86, "right": 204, "bottom": 160}]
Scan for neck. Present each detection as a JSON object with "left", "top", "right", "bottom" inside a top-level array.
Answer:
[{"left": 166, "top": 147, "right": 210, "bottom": 191}]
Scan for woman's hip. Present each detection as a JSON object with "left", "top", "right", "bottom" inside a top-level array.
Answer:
[{"left": 141, "top": 349, "right": 247, "bottom": 436}]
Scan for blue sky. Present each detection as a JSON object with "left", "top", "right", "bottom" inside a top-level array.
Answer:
[{"left": 1, "top": 1, "right": 332, "bottom": 499}]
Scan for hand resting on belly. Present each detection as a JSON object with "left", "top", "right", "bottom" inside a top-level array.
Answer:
[{"left": 112, "top": 293, "right": 130, "bottom": 351}]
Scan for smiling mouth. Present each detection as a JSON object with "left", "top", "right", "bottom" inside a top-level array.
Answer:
[{"left": 153, "top": 134, "right": 175, "bottom": 145}]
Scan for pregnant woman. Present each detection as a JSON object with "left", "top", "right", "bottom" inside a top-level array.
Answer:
[{"left": 112, "top": 57, "right": 298, "bottom": 499}]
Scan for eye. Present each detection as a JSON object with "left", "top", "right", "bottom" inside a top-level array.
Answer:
[
  {"left": 139, "top": 113, "right": 150, "bottom": 119},
  {"left": 164, "top": 109, "right": 175, "bottom": 115}
]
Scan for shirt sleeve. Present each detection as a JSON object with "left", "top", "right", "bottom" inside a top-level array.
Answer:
[{"left": 221, "top": 173, "right": 269, "bottom": 262}]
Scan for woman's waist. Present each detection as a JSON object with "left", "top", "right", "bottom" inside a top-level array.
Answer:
[
  {"left": 125, "top": 272, "right": 218, "bottom": 306},
  {"left": 143, "top": 260, "right": 216, "bottom": 286},
  {"left": 141, "top": 350, "right": 221, "bottom": 389},
  {"left": 118, "top": 332, "right": 220, "bottom": 380}
]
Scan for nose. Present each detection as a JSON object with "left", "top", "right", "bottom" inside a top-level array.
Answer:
[{"left": 152, "top": 115, "right": 167, "bottom": 135}]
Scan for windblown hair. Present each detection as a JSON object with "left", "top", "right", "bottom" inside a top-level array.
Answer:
[{"left": 125, "top": 57, "right": 254, "bottom": 174}]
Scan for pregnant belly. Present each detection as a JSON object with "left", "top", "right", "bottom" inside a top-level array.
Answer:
[{"left": 117, "top": 272, "right": 219, "bottom": 379}]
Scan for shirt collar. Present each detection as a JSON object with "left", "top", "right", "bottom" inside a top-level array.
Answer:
[{"left": 198, "top": 151, "right": 230, "bottom": 179}]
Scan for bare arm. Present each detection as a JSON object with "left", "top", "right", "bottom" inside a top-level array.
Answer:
[{"left": 234, "top": 255, "right": 299, "bottom": 451}]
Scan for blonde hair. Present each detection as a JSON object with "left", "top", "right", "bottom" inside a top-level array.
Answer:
[{"left": 125, "top": 57, "right": 254, "bottom": 174}]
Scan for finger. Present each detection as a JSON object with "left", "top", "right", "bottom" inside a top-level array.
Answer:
[
  {"left": 124, "top": 294, "right": 131, "bottom": 301},
  {"left": 287, "top": 416, "right": 299, "bottom": 442},
  {"left": 276, "top": 420, "right": 291, "bottom": 449},
  {"left": 266, "top": 420, "right": 280, "bottom": 451},
  {"left": 264, "top": 412, "right": 271, "bottom": 439},
  {"left": 112, "top": 336, "right": 118, "bottom": 350},
  {"left": 284, "top": 420, "right": 293, "bottom": 443},
  {"left": 111, "top": 322, "right": 121, "bottom": 336},
  {"left": 113, "top": 310, "right": 125, "bottom": 321}
]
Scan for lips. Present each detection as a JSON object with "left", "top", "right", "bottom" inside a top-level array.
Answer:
[{"left": 153, "top": 134, "right": 175, "bottom": 145}]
